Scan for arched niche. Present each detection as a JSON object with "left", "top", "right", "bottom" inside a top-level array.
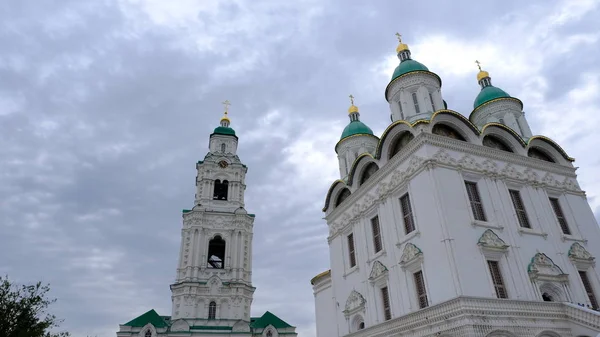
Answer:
[
  {"left": 213, "top": 179, "right": 229, "bottom": 200},
  {"left": 527, "top": 136, "right": 573, "bottom": 166},
  {"left": 528, "top": 147, "right": 555, "bottom": 163},
  {"left": 207, "top": 236, "right": 226, "bottom": 269},
  {"left": 432, "top": 123, "right": 466, "bottom": 141},
  {"left": 389, "top": 132, "right": 414, "bottom": 160},
  {"left": 359, "top": 162, "right": 379, "bottom": 186},
  {"left": 335, "top": 188, "right": 351, "bottom": 207},
  {"left": 483, "top": 135, "right": 513, "bottom": 152}
]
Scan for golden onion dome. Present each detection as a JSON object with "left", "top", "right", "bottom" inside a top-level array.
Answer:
[
  {"left": 396, "top": 42, "right": 409, "bottom": 53},
  {"left": 477, "top": 70, "right": 490, "bottom": 82},
  {"left": 348, "top": 104, "right": 359, "bottom": 113},
  {"left": 220, "top": 112, "right": 230, "bottom": 123}
]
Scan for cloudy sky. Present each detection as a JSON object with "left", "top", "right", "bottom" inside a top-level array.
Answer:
[{"left": 1, "top": 0, "right": 600, "bottom": 336}]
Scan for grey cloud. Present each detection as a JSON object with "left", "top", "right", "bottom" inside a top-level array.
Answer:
[{"left": 1, "top": 0, "right": 599, "bottom": 336}]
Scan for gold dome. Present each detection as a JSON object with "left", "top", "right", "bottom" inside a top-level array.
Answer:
[
  {"left": 220, "top": 111, "right": 230, "bottom": 122},
  {"left": 396, "top": 42, "right": 409, "bottom": 53},
  {"left": 348, "top": 104, "right": 359, "bottom": 113},
  {"left": 477, "top": 70, "right": 490, "bottom": 82}
]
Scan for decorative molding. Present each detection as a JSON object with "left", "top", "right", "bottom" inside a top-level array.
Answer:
[
  {"left": 528, "top": 253, "right": 569, "bottom": 282},
  {"left": 478, "top": 229, "right": 509, "bottom": 250},
  {"left": 343, "top": 290, "right": 366, "bottom": 317},
  {"left": 518, "top": 227, "right": 548, "bottom": 239},
  {"left": 326, "top": 135, "right": 581, "bottom": 240},
  {"left": 368, "top": 261, "right": 388, "bottom": 283},
  {"left": 568, "top": 242, "right": 595, "bottom": 270},
  {"left": 399, "top": 243, "right": 423, "bottom": 272},
  {"left": 561, "top": 235, "right": 588, "bottom": 244},
  {"left": 471, "top": 220, "right": 504, "bottom": 230},
  {"left": 396, "top": 230, "right": 421, "bottom": 247}
]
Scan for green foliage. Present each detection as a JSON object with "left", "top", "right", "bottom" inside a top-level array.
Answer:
[{"left": 0, "top": 275, "right": 70, "bottom": 337}]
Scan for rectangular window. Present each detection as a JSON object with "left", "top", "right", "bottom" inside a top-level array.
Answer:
[
  {"left": 400, "top": 193, "right": 415, "bottom": 234},
  {"left": 381, "top": 286, "right": 392, "bottom": 320},
  {"left": 414, "top": 270, "right": 428, "bottom": 308},
  {"left": 549, "top": 197, "right": 570, "bottom": 235},
  {"left": 412, "top": 92, "right": 420, "bottom": 114},
  {"left": 487, "top": 260, "right": 508, "bottom": 299},
  {"left": 579, "top": 271, "right": 599, "bottom": 309},
  {"left": 371, "top": 216, "right": 383, "bottom": 253},
  {"left": 347, "top": 233, "right": 356, "bottom": 268},
  {"left": 429, "top": 92, "right": 435, "bottom": 111},
  {"left": 465, "top": 181, "right": 486, "bottom": 221},
  {"left": 509, "top": 189, "right": 530, "bottom": 228}
]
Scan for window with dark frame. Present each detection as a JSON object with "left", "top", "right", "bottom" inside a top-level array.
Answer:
[
  {"left": 412, "top": 92, "right": 420, "bottom": 114},
  {"left": 347, "top": 233, "right": 357, "bottom": 268},
  {"left": 429, "top": 92, "right": 435, "bottom": 111},
  {"left": 381, "top": 286, "right": 392, "bottom": 321},
  {"left": 579, "top": 271, "right": 599, "bottom": 309},
  {"left": 371, "top": 216, "right": 383, "bottom": 253},
  {"left": 487, "top": 260, "right": 508, "bottom": 299},
  {"left": 208, "top": 301, "right": 217, "bottom": 319},
  {"left": 414, "top": 270, "right": 428, "bottom": 308},
  {"left": 465, "top": 181, "right": 486, "bottom": 221},
  {"left": 509, "top": 189, "right": 531, "bottom": 228},
  {"left": 145, "top": 330, "right": 152, "bottom": 337},
  {"left": 400, "top": 193, "right": 415, "bottom": 234},
  {"left": 549, "top": 197, "right": 571, "bottom": 235}
]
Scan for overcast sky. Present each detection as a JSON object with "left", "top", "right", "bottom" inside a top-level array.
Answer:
[{"left": 1, "top": 0, "right": 599, "bottom": 336}]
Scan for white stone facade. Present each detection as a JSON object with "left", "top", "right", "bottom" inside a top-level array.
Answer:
[
  {"left": 314, "top": 113, "right": 600, "bottom": 336},
  {"left": 386, "top": 72, "right": 444, "bottom": 123}
]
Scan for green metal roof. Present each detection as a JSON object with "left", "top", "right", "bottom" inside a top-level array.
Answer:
[
  {"left": 123, "top": 309, "right": 169, "bottom": 328},
  {"left": 250, "top": 311, "right": 293, "bottom": 329},
  {"left": 213, "top": 126, "right": 236, "bottom": 136},
  {"left": 391, "top": 59, "right": 429, "bottom": 81},
  {"left": 473, "top": 85, "right": 510, "bottom": 109},
  {"left": 340, "top": 120, "right": 373, "bottom": 140}
]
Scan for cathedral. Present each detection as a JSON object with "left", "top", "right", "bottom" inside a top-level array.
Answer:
[
  {"left": 311, "top": 36, "right": 600, "bottom": 337},
  {"left": 116, "top": 106, "right": 297, "bottom": 337}
]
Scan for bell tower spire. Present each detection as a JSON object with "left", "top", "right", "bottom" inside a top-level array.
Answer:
[{"left": 171, "top": 103, "right": 255, "bottom": 324}]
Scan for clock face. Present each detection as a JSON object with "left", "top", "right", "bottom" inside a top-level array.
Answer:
[{"left": 218, "top": 160, "right": 228, "bottom": 168}]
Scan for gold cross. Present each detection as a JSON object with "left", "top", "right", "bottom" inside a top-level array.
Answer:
[
  {"left": 395, "top": 32, "right": 402, "bottom": 43},
  {"left": 475, "top": 60, "right": 482, "bottom": 71},
  {"left": 349, "top": 94, "right": 355, "bottom": 105}
]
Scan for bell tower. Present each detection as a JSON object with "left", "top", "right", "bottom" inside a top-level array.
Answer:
[{"left": 170, "top": 102, "right": 255, "bottom": 327}]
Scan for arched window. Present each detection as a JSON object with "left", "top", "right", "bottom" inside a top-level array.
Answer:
[
  {"left": 542, "top": 292, "right": 553, "bottom": 302},
  {"left": 389, "top": 132, "right": 414, "bottom": 159},
  {"left": 335, "top": 188, "right": 351, "bottom": 207},
  {"left": 359, "top": 163, "right": 379, "bottom": 185},
  {"left": 266, "top": 330, "right": 273, "bottom": 337},
  {"left": 528, "top": 148, "right": 555, "bottom": 162},
  {"left": 208, "top": 301, "right": 217, "bottom": 319},
  {"left": 144, "top": 330, "right": 152, "bottom": 337},
  {"left": 213, "top": 180, "right": 229, "bottom": 200},
  {"left": 482, "top": 135, "right": 513, "bottom": 152},
  {"left": 207, "top": 236, "right": 226, "bottom": 269},
  {"left": 432, "top": 124, "right": 466, "bottom": 141},
  {"left": 221, "top": 143, "right": 226, "bottom": 153}
]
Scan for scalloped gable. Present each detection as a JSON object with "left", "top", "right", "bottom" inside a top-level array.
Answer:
[{"left": 123, "top": 309, "right": 169, "bottom": 328}]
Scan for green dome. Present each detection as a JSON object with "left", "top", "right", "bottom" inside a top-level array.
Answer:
[
  {"left": 213, "top": 126, "right": 236, "bottom": 136},
  {"left": 391, "top": 60, "right": 429, "bottom": 81},
  {"left": 474, "top": 86, "right": 510, "bottom": 109},
  {"left": 340, "top": 120, "right": 373, "bottom": 140}
]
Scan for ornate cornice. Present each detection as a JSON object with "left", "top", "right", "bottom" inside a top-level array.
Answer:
[{"left": 326, "top": 133, "right": 581, "bottom": 240}]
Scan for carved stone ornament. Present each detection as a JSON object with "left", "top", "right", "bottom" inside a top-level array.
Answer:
[
  {"left": 568, "top": 242, "right": 594, "bottom": 261},
  {"left": 369, "top": 261, "right": 388, "bottom": 281},
  {"left": 343, "top": 290, "right": 366, "bottom": 316},
  {"left": 400, "top": 243, "right": 423, "bottom": 266},
  {"left": 477, "top": 229, "right": 509, "bottom": 250},
  {"left": 528, "top": 253, "right": 568, "bottom": 282},
  {"left": 170, "top": 319, "right": 190, "bottom": 332},
  {"left": 568, "top": 242, "right": 595, "bottom": 270}
]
